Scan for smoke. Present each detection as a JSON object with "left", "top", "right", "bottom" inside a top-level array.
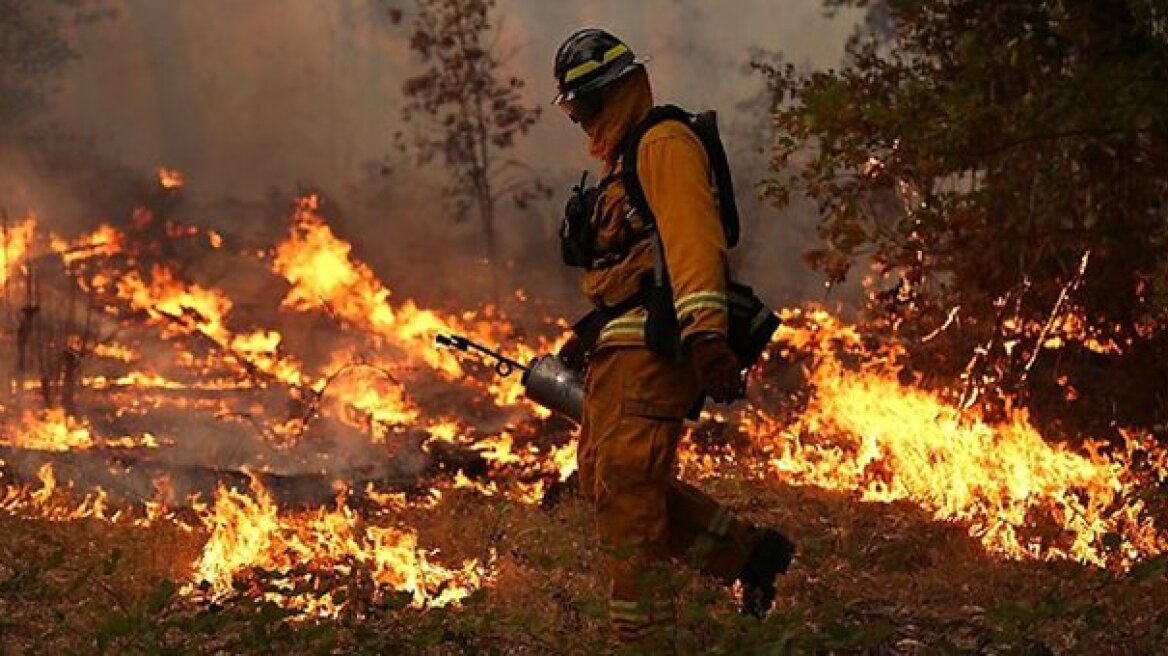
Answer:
[
  {"left": 0, "top": 0, "right": 869, "bottom": 505},
  {"left": 13, "top": 0, "right": 862, "bottom": 310}
]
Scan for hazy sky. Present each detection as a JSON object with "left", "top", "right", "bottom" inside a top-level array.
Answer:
[
  {"left": 38, "top": 0, "right": 863, "bottom": 306},
  {"left": 53, "top": 0, "right": 858, "bottom": 201}
]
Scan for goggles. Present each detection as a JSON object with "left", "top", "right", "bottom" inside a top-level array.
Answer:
[{"left": 555, "top": 92, "right": 603, "bottom": 124}]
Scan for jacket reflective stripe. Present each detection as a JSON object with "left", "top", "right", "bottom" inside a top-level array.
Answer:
[
  {"left": 598, "top": 289, "right": 724, "bottom": 343},
  {"left": 595, "top": 291, "right": 727, "bottom": 346},
  {"left": 609, "top": 599, "right": 651, "bottom": 625},
  {"left": 598, "top": 314, "right": 647, "bottom": 343},
  {"left": 676, "top": 290, "right": 728, "bottom": 319}
]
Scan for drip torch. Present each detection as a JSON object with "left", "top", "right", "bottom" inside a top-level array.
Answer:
[{"left": 434, "top": 334, "right": 584, "bottom": 424}]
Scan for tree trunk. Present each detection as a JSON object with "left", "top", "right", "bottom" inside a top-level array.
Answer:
[
  {"left": 479, "top": 194, "right": 502, "bottom": 306},
  {"left": 60, "top": 349, "right": 80, "bottom": 413}
]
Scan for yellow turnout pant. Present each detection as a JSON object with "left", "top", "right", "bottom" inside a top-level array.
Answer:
[{"left": 578, "top": 347, "right": 759, "bottom": 639}]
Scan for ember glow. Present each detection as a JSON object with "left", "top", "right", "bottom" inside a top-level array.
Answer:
[
  {"left": 106, "top": 257, "right": 309, "bottom": 392},
  {"left": 311, "top": 354, "right": 420, "bottom": 440},
  {"left": 157, "top": 167, "right": 186, "bottom": 190},
  {"left": 51, "top": 223, "right": 124, "bottom": 267},
  {"left": 2, "top": 410, "right": 97, "bottom": 451}
]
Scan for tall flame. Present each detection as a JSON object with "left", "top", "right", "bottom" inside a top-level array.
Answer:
[
  {"left": 270, "top": 194, "right": 559, "bottom": 410},
  {"left": 271, "top": 195, "right": 464, "bottom": 377},
  {"left": 739, "top": 308, "right": 1166, "bottom": 568}
]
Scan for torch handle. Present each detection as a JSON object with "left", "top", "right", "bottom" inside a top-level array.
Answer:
[{"left": 434, "top": 333, "right": 530, "bottom": 378}]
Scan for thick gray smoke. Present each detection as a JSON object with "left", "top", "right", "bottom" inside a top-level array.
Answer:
[{"left": 14, "top": 0, "right": 863, "bottom": 312}]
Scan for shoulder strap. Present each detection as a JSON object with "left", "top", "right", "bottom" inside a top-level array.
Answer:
[
  {"left": 619, "top": 104, "right": 693, "bottom": 230},
  {"left": 691, "top": 110, "right": 740, "bottom": 248},
  {"left": 618, "top": 105, "right": 741, "bottom": 248}
]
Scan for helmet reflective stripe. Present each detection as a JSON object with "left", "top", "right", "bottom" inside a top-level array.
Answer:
[
  {"left": 563, "top": 44, "right": 630, "bottom": 83},
  {"left": 553, "top": 28, "right": 641, "bottom": 104}
]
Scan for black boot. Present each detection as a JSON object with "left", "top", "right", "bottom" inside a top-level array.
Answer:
[{"left": 738, "top": 529, "right": 795, "bottom": 619}]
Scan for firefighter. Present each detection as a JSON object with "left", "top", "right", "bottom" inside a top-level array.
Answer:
[{"left": 552, "top": 28, "right": 795, "bottom": 643}]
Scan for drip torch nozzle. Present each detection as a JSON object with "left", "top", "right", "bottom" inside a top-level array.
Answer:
[
  {"left": 434, "top": 333, "right": 529, "bottom": 377},
  {"left": 433, "top": 333, "right": 585, "bottom": 424},
  {"left": 434, "top": 334, "right": 464, "bottom": 350}
]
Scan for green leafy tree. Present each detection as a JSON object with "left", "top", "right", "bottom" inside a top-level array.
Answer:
[
  {"left": 397, "top": 0, "right": 547, "bottom": 303},
  {"left": 762, "top": 0, "right": 1168, "bottom": 432}
]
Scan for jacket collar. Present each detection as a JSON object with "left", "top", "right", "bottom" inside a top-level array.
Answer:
[{"left": 582, "top": 67, "right": 653, "bottom": 167}]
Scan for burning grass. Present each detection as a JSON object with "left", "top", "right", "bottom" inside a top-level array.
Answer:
[
  {"left": 2, "top": 476, "right": 1166, "bottom": 653},
  {"left": 741, "top": 309, "right": 1167, "bottom": 569},
  {"left": 187, "top": 479, "right": 487, "bottom": 616},
  {"left": 0, "top": 173, "right": 1165, "bottom": 652}
]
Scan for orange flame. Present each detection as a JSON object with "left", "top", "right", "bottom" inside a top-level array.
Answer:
[
  {"left": 0, "top": 172, "right": 1162, "bottom": 629},
  {"left": 189, "top": 479, "right": 485, "bottom": 615},
  {"left": 2, "top": 410, "right": 97, "bottom": 451},
  {"left": 0, "top": 410, "right": 157, "bottom": 452},
  {"left": 739, "top": 308, "right": 1166, "bottom": 568},
  {"left": 157, "top": 167, "right": 185, "bottom": 190},
  {"left": 270, "top": 195, "right": 565, "bottom": 411},
  {"left": 0, "top": 213, "right": 36, "bottom": 287},
  {"left": 271, "top": 195, "right": 465, "bottom": 377},
  {"left": 0, "top": 463, "right": 117, "bottom": 521}
]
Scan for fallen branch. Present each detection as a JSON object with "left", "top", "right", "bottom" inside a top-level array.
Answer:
[{"left": 1019, "top": 250, "right": 1091, "bottom": 384}]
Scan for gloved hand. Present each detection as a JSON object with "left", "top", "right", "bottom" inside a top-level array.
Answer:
[
  {"left": 557, "top": 335, "right": 590, "bottom": 372},
  {"left": 688, "top": 334, "right": 745, "bottom": 403}
]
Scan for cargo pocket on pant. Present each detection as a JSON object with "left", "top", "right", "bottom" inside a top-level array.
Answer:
[{"left": 617, "top": 399, "right": 688, "bottom": 483}]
